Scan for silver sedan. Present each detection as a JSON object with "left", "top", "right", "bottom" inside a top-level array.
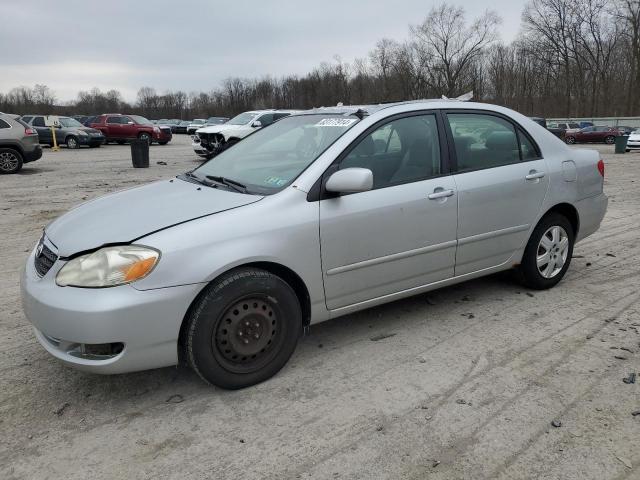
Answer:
[{"left": 21, "top": 101, "right": 608, "bottom": 389}]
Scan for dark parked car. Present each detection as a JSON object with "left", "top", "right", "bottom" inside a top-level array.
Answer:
[
  {"left": 175, "top": 120, "right": 191, "bottom": 134},
  {"left": 617, "top": 126, "right": 635, "bottom": 135},
  {"left": 530, "top": 117, "right": 565, "bottom": 140},
  {"left": 88, "top": 114, "right": 172, "bottom": 145},
  {"left": 565, "top": 126, "right": 621, "bottom": 145},
  {"left": 0, "top": 113, "right": 42, "bottom": 173},
  {"left": 21, "top": 115, "right": 105, "bottom": 149}
]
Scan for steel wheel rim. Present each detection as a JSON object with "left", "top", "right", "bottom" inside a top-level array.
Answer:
[
  {"left": 212, "top": 296, "right": 282, "bottom": 374},
  {"left": 140, "top": 134, "right": 150, "bottom": 143},
  {"left": 605, "top": 136, "right": 615, "bottom": 144},
  {"left": 537, "top": 226, "right": 569, "bottom": 279},
  {"left": 566, "top": 137, "right": 575, "bottom": 144},
  {"left": 67, "top": 137, "right": 78, "bottom": 148},
  {"left": 0, "top": 151, "right": 19, "bottom": 171}
]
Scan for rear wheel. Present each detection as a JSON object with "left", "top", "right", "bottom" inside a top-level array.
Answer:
[
  {"left": 159, "top": 141, "right": 168, "bottom": 145},
  {"left": 186, "top": 268, "right": 302, "bottom": 389},
  {"left": 565, "top": 136, "right": 576, "bottom": 144},
  {"left": 604, "top": 135, "right": 615, "bottom": 145},
  {"left": 0, "top": 148, "right": 23, "bottom": 174},
  {"left": 518, "top": 213, "right": 574, "bottom": 290}
]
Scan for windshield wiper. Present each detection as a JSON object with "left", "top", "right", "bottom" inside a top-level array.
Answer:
[
  {"left": 183, "top": 171, "right": 209, "bottom": 186},
  {"left": 206, "top": 175, "right": 247, "bottom": 193}
]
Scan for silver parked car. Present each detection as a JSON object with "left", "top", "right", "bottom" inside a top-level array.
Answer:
[{"left": 21, "top": 101, "right": 608, "bottom": 388}]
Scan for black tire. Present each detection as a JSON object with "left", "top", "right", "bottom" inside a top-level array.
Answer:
[
  {"left": 518, "top": 213, "right": 575, "bottom": 290},
  {"left": 159, "top": 141, "right": 168, "bottom": 145},
  {"left": 90, "top": 144, "right": 100, "bottom": 148},
  {"left": 186, "top": 268, "right": 302, "bottom": 389},
  {"left": 66, "top": 136, "right": 79, "bottom": 149},
  {"left": 116, "top": 140, "right": 126, "bottom": 145},
  {"left": 138, "top": 132, "right": 151, "bottom": 145},
  {"left": 0, "top": 148, "right": 23, "bottom": 174},
  {"left": 604, "top": 135, "right": 615, "bottom": 145},
  {"left": 204, "top": 153, "right": 215, "bottom": 160},
  {"left": 565, "top": 136, "right": 576, "bottom": 144}
]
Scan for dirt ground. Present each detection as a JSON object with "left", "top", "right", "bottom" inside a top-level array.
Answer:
[{"left": 0, "top": 135, "right": 638, "bottom": 480}]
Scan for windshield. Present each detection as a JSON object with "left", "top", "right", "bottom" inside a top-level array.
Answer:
[
  {"left": 207, "top": 117, "right": 227, "bottom": 124},
  {"left": 191, "top": 114, "right": 359, "bottom": 194},
  {"left": 227, "top": 112, "right": 259, "bottom": 125},
  {"left": 130, "top": 115, "right": 153, "bottom": 126},
  {"left": 192, "top": 119, "right": 205, "bottom": 124},
  {"left": 58, "top": 117, "right": 84, "bottom": 128}
]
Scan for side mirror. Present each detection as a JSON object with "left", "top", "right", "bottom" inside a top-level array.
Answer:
[
  {"left": 251, "top": 120, "right": 262, "bottom": 128},
  {"left": 325, "top": 168, "right": 373, "bottom": 194}
]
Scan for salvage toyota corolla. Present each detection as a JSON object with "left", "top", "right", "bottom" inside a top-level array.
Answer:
[{"left": 21, "top": 101, "right": 608, "bottom": 389}]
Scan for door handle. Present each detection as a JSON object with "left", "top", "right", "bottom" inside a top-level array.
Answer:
[
  {"left": 525, "top": 170, "right": 545, "bottom": 181},
  {"left": 428, "top": 189, "right": 454, "bottom": 200}
]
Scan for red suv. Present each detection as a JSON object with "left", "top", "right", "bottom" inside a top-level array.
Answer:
[{"left": 89, "top": 114, "right": 172, "bottom": 145}]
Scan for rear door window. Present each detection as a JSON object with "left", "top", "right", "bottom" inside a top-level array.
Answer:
[
  {"left": 32, "top": 117, "right": 45, "bottom": 127},
  {"left": 447, "top": 113, "right": 520, "bottom": 171},
  {"left": 106, "top": 116, "right": 122, "bottom": 124},
  {"left": 0, "top": 119, "right": 11, "bottom": 129}
]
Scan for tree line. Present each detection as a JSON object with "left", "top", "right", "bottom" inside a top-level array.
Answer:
[{"left": 1, "top": 0, "right": 639, "bottom": 120}]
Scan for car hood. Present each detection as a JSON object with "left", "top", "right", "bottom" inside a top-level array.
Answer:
[
  {"left": 77, "top": 127, "right": 102, "bottom": 135},
  {"left": 45, "top": 178, "right": 263, "bottom": 257},
  {"left": 628, "top": 133, "right": 640, "bottom": 140},
  {"left": 196, "top": 124, "right": 246, "bottom": 134}
]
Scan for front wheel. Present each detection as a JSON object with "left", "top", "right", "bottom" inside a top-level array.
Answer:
[
  {"left": 138, "top": 132, "right": 151, "bottom": 145},
  {"left": 158, "top": 141, "right": 168, "bottom": 145},
  {"left": 518, "top": 213, "right": 574, "bottom": 290},
  {"left": 565, "top": 136, "right": 576, "bottom": 144},
  {"left": 604, "top": 135, "right": 615, "bottom": 145},
  {"left": 186, "top": 268, "right": 302, "bottom": 389},
  {"left": 66, "top": 136, "right": 79, "bottom": 149}
]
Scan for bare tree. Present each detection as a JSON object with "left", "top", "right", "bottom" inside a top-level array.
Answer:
[{"left": 412, "top": 3, "right": 501, "bottom": 97}]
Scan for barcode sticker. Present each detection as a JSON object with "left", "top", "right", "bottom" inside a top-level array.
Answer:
[{"left": 315, "top": 118, "right": 357, "bottom": 127}]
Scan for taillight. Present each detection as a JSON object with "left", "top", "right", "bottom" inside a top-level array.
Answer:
[
  {"left": 25, "top": 127, "right": 36, "bottom": 135},
  {"left": 597, "top": 159, "right": 605, "bottom": 177}
]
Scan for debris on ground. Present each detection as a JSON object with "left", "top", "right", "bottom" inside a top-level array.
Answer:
[
  {"left": 622, "top": 373, "right": 636, "bottom": 384},
  {"left": 166, "top": 394, "right": 184, "bottom": 404},
  {"left": 53, "top": 403, "right": 70, "bottom": 416},
  {"left": 370, "top": 333, "right": 397, "bottom": 342},
  {"left": 551, "top": 420, "right": 562, "bottom": 428},
  {"left": 614, "top": 356, "right": 628, "bottom": 360},
  {"left": 616, "top": 455, "right": 632, "bottom": 469},
  {"left": 456, "top": 399, "right": 467, "bottom": 405},
  {"left": 425, "top": 296, "right": 437, "bottom": 306},
  {"left": 156, "top": 161, "right": 168, "bottom": 165},
  {"left": 606, "top": 253, "right": 617, "bottom": 257}
]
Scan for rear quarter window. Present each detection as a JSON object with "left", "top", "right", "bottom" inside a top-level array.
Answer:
[{"left": 0, "top": 119, "right": 11, "bottom": 129}]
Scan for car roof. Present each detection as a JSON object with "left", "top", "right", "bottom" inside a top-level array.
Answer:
[{"left": 294, "top": 99, "right": 483, "bottom": 117}]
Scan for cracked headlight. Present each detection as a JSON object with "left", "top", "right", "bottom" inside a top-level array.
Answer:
[{"left": 56, "top": 245, "right": 160, "bottom": 287}]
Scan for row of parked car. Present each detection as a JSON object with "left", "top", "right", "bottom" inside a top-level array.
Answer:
[
  {"left": 546, "top": 121, "right": 636, "bottom": 145},
  {"left": 72, "top": 116, "right": 231, "bottom": 135}
]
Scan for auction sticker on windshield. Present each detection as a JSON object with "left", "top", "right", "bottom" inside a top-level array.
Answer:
[{"left": 315, "top": 118, "right": 357, "bottom": 127}]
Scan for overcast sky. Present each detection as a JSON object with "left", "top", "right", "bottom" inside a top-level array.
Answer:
[{"left": 0, "top": 0, "right": 527, "bottom": 103}]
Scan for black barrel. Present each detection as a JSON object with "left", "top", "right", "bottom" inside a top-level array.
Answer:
[{"left": 131, "top": 139, "right": 150, "bottom": 168}]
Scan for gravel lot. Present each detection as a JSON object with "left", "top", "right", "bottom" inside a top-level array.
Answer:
[{"left": 1, "top": 135, "right": 638, "bottom": 480}]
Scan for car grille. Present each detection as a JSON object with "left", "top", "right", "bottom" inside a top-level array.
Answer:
[
  {"left": 34, "top": 242, "right": 58, "bottom": 277},
  {"left": 198, "top": 132, "right": 224, "bottom": 147}
]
